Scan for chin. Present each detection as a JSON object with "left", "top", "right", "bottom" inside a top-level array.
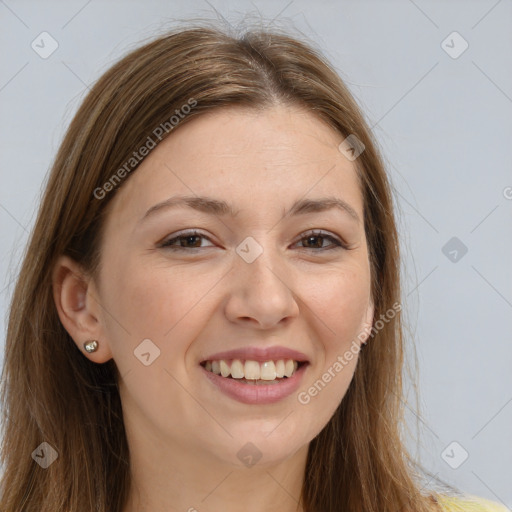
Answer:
[{"left": 203, "top": 422, "right": 310, "bottom": 469}]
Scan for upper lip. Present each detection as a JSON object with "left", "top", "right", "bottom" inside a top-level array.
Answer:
[{"left": 200, "top": 346, "right": 310, "bottom": 364}]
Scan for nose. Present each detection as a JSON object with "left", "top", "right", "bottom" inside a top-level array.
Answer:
[{"left": 223, "top": 247, "right": 300, "bottom": 329}]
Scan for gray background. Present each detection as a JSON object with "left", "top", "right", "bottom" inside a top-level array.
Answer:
[{"left": 1, "top": 0, "right": 511, "bottom": 507}]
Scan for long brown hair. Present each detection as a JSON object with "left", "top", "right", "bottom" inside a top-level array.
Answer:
[{"left": 0, "top": 23, "right": 443, "bottom": 512}]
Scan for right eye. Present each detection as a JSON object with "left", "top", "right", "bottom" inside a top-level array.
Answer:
[{"left": 160, "top": 230, "right": 215, "bottom": 251}]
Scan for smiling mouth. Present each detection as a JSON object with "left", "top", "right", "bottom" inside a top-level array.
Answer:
[{"left": 200, "top": 359, "right": 307, "bottom": 383}]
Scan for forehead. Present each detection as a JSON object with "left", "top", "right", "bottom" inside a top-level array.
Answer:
[{"left": 104, "top": 105, "right": 364, "bottom": 227}]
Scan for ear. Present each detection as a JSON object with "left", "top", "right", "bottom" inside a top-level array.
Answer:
[
  {"left": 360, "top": 297, "right": 375, "bottom": 346},
  {"left": 52, "top": 255, "right": 113, "bottom": 363}
]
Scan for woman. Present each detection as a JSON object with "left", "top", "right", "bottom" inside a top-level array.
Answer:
[{"left": 0, "top": 24, "right": 506, "bottom": 512}]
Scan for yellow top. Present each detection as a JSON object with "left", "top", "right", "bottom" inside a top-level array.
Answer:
[{"left": 437, "top": 494, "right": 510, "bottom": 512}]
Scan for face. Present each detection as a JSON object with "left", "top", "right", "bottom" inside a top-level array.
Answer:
[{"left": 87, "top": 105, "right": 373, "bottom": 468}]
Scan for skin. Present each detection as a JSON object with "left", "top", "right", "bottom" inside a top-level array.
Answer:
[{"left": 53, "top": 105, "right": 374, "bottom": 512}]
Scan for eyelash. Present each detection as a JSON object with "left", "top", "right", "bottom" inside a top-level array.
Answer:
[{"left": 160, "top": 229, "right": 348, "bottom": 252}]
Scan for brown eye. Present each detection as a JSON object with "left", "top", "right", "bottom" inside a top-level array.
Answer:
[
  {"left": 179, "top": 235, "right": 202, "bottom": 247},
  {"left": 296, "top": 231, "right": 346, "bottom": 251},
  {"left": 160, "top": 231, "right": 214, "bottom": 250},
  {"left": 302, "top": 235, "right": 326, "bottom": 249}
]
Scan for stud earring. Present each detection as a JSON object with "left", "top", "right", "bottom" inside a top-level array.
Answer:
[{"left": 83, "top": 340, "right": 99, "bottom": 353}]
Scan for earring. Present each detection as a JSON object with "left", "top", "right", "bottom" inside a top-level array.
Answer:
[{"left": 83, "top": 340, "right": 99, "bottom": 353}]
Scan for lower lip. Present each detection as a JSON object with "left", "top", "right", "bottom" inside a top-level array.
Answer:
[{"left": 201, "top": 363, "right": 308, "bottom": 405}]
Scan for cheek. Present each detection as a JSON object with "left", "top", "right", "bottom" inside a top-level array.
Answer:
[
  {"left": 101, "top": 258, "right": 225, "bottom": 360},
  {"left": 99, "top": 261, "right": 217, "bottom": 423},
  {"left": 106, "top": 258, "right": 183, "bottom": 328},
  {"left": 301, "top": 264, "right": 371, "bottom": 344},
  {"left": 294, "top": 264, "right": 370, "bottom": 411}
]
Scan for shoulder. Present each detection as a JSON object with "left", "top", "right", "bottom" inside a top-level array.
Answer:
[{"left": 435, "top": 493, "right": 510, "bottom": 512}]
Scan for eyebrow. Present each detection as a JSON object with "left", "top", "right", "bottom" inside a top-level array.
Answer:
[{"left": 140, "top": 195, "right": 361, "bottom": 224}]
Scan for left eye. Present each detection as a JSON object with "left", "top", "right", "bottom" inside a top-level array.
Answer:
[{"left": 294, "top": 231, "right": 345, "bottom": 250}]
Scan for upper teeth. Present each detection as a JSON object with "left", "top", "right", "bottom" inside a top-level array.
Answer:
[{"left": 204, "top": 359, "right": 299, "bottom": 380}]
